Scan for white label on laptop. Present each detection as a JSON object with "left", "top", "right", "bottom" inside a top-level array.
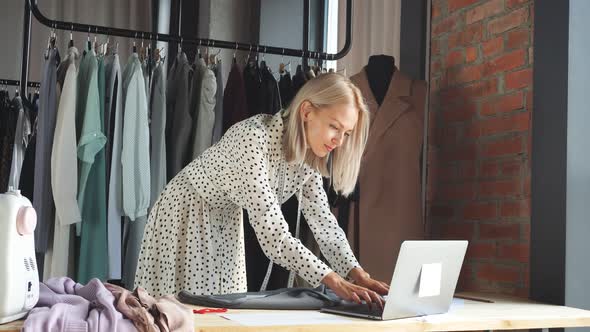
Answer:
[{"left": 418, "top": 262, "right": 442, "bottom": 297}]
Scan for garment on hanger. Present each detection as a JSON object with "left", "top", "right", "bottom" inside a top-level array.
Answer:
[
  {"left": 120, "top": 51, "right": 151, "bottom": 289},
  {"left": 44, "top": 46, "right": 81, "bottom": 280},
  {"left": 347, "top": 64, "right": 426, "bottom": 282},
  {"left": 189, "top": 58, "right": 217, "bottom": 159},
  {"left": 18, "top": 93, "right": 39, "bottom": 202},
  {"left": 166, "top": 52, "right": 193, "bottom": 180},
  {"left": 243, "top": 59, "right": 263, "bottom": 116},
  {"left": 292, "top": 64, "right": 307, "bottom": 95},
  {"left": 0, "top": 91, "right": 17, "bottom": 193},
  {"left": 222, "top": 62, "right": 248, "bottom": 133},
  {"left": 149, "top": 60, "right": 167, "bottom": 206},
  {"left": 8, "top": 96, "right": 30, "bottom": 189},
  {"left": 259, "top": 62, "right": 281, "bottom": 114},
  {"left": 278, "top": 70, "right": 294, "bottom": 108},
  {"left": 76, "top": 46, "right": 108, "bottom": 284},
  {"left": 33, "top": 47, "right": 60, "bottom": 254},
  {"left": 105, "top": 52, "right": 124, "bottom": 280},
  {"left": 211, "top": 62, "right": 224, "bottom": 144}
]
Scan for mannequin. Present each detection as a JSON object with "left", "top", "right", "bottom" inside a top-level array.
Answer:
[{"left": 365, "top": 55, "right": 396, "bottom": 106}]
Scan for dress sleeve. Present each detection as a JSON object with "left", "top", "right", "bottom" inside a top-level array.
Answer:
[
  {"left": 238, "top": 129, "right": 333, "bottom": 287},
  {"left": 300, "top": 172, "right": 360, "bottom": 278}
]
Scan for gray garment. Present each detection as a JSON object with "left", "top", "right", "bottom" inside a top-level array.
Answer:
[
  {"left": 189, "top": 59, "right": 217, "bottom": 159},
  {"left": 177, "top": 286, "right": 342, "bottom": 310},
  {"left": 8, "top": 97, "right": 30, "bottom": 189},
  {"left": 105, "top": 54, "right": 123, "bottom": 280},
  {"left": 33, "top": 47, "right": 60, "bottom": 253},
  {"left": 166, "top": 52, "right": 193, "bottom": 179},
  {"left": 121, "top": 215, "right": 147, "bottom": 289},
  {"left": 211, "top": 63, "right": 224, "bottom": 144},
  {"left": 149, "top": 61, "right": 167, "bottom": 205}
]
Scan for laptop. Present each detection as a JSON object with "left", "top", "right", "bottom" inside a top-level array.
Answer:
[{"left": 321, "top": 240, "right": 468, "bottom": 320}]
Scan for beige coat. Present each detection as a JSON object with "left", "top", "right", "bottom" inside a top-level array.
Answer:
[{"left": 349, "top": 68, "right": 427, "bottom": 282}]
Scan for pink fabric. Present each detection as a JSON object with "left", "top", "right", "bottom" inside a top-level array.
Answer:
[{"left": 105, "top": 283, "right": 192, "bottom": 332}]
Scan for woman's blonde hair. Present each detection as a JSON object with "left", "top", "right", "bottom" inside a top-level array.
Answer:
[{"left": 282, "top": 72, "right": 370, "bottom": 196}]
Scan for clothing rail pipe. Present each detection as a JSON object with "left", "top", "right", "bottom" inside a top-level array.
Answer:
[
  {"left": 27, "top": 0, "right": 352, "bottom": 61},
  {"left": 1, "top": 79, "right": 40, "bottom": 88}
]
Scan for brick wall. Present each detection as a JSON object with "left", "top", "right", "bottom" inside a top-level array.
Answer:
[{"left": 427, "top": 0, "right": 533, "bottom": 297}]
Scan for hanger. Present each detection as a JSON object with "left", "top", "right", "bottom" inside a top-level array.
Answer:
[
  {"left": 233, "top": 43, "right": 238, "bottom": 64},
  {"left": 133, "top": 33, "right": 137, "bottom": 53},
  {"left": 68, "top": 24, "right": 74, "bottom": 48}
]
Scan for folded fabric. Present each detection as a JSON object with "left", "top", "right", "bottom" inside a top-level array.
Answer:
[
  {"left": 23, "top": 277, "right": 137, "bottom": 332},
  {"left": 105, "top": 283, "right": 193, "bottom": 332},
  {"left": 177, "top": 286, "right": 343, "bottom": 310}
]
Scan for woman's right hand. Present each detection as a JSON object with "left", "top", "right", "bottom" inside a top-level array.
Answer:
[{"left": 321, "top": 272, "right": 384, "bottom": 310}]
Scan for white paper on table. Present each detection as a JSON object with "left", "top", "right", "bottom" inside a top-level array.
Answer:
[
  {"left": 418, "top": 262, "right": 442, "bottom": 297},
  {"left": 221, "top": 311, "right": 358, "bottom": 326}
]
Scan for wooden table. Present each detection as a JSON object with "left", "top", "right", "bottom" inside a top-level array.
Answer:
[{"left": 2, "top": 292, "right": 590, "bottom": 332}]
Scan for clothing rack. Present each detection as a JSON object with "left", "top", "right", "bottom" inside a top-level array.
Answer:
[
  {"left": 0, "top": 79, "right": 40, "bottom": 89},
  {"left": 19, "top": 0, "right": 353, "bottom": 107}
]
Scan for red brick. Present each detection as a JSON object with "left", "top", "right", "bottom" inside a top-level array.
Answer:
[
  {"left": 433, "top": 14, "right": 461, "bottom": 36},
  {"left": 479, "top": 179, "right": 521, "bottom": 197},
  {"left": 522, "top": 223, "right": 530, "bottom": 241},
  {"left": 481, "top": 136, "right": 524, "bottom": 158},
  {"left": 431, "top": 39, "right": 442, "bottom": 56},
  {"left": 431, "top": 59, "right": 442, "bottom": 75},
  {"left": 432, "top": 0, "right": 443, "bottom": 20},
  {"left": 480, "top": 160, "right": 500, "bottom": 177},
  {"left": 430, "top": 205, "right": 455, "bottom": 218},
  {"left": 477, "top": 263, "right": 521, "bottom": 283},
  {"left": 466, "top": 0, "right": 504, "bottom": 24},
  {"left": 439, "top": 164, "right": 457, "bottom": 181},
  {"left": 449, "top": 23, "right": 484, "bottom": 48},
  {"left": 487, "top": 7, "right": 529, "bottom": 36},
  {"left": 448, "top": 64, "right": 484, "bottom": 85},
  {"left": 507, "top": 0, "right": 529, "bottom": 8},
  {"left": 466, "top": 47, "right": 478, "bottom": 62},
  {"left": 448, "top": 0, "right": 478, "bottom": 12},
  {"left": 458, "top": 162, "right": 477, "bottom": 180},
  {"left": 435, "top": 125, "right": 460, "bottom": 145},
  {"left": 437, "top": 182, "right": 476, "bottom": 200},
  {"left": 506, "top": 68, "right": 532, "bottom": 90},
  {"left": 483, "top": 49, "right": 526, "bottom": 77},
  {"left": 482, "top": 36, "right": 504, "bottom": 58},
  {"left": 479, "top": 223, "right": 521, "bottom": 240},
  {"left": 446, "top": 49, "right": 464, "bottom": 67},
  {"left": 467, "top": 242, "right": 497, "bottom": 259},
  {"left": 463, "top": 201, "right": 497, "bottom": 220},
  {"left": 524, "top": 175, "right": 531, "bottom": 197},
  {"left": 498, "top": 243, "right": 530, "bottom": 263},
  {"left": 501, "top": 159, "right": 523, "bottom": 176},
  {"left": 507, "top": 28, "right": 530, "bottom": 49},
  {"left": 440, "top": 143, "right": 478, "bottom": 162},
  {"left": 441, "top": 78, "right": 498, "bottom": 104},
  {"left": 501, "top": 199, "right": 530, "bottom": 218},
  {"left": 481, "top": 91, "right": 525, "bottom": 116},
  {"left": 436, "top": 222, "right": 475, "bottom": 240},
  {"left": 465, "top": 112, "right": 529, "bottom": 138}
]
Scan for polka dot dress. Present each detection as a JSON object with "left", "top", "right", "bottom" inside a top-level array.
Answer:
[{"left": 134, "top": 112, "right": 360, "bottom": 296}]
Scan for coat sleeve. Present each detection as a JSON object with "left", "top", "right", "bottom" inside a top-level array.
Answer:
[
  {"left": 238, "top": 128, "right": 333, "bottom": 287},
  {"left": 300, "top": 172, "right": 360, "bottom": 278}
]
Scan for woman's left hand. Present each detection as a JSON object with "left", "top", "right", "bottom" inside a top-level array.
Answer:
[{"left": 349, "top": 267, "right": 390, "bottom": 295}]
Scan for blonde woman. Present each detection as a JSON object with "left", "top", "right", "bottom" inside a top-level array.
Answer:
[{"left": 135, "top": 73, "right": 389, "bottom": 307}]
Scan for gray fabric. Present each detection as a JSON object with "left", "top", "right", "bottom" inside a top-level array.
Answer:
[
  {"left": 8, "top": 97, "right": 30, "bottom": 189},
  {"left": 177, "top": 286, "right": 342, "bottom": 310},
  {"left": 121, "top": 215, "right": 147, "bottom": 289},
  {"left": 166, "top": 52, "right": 193, "bottom": 179},
  {"left": 149, "top": 61, "right": 167, "bottom": 205},
  {"left": 189, "top": 59, "right": 217, "bottom": 159},
  {"left": 33, "top": 47, "right": 60, "bottom": 253},
  {"left": 211, "top": 62, "right": 224, "bottom": 144}
]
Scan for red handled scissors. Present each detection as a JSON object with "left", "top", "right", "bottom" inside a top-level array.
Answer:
[{"left": 193, "top": 308, "right": 228, "bottom": 314}]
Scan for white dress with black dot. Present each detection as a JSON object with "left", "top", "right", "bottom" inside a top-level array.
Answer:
[{"left": 134, "top": 112, "right": 360, "bottom": 296}]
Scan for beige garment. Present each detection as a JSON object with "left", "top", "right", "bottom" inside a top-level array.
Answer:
[
  {"left": 105, "top": 283, "right": 193, "bottom": 332},
  {"left": 348, "top": 68, "right": 427, "bottom": 282}
]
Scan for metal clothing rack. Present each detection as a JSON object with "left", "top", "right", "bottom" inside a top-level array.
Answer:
[
  {"left": 19, "top": 0, "right": 354, "bottom": 106},
  {"left": 0, "top": 79, "right": 40, "bottom": 89}
]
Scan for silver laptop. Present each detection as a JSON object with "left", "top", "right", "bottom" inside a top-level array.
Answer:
[{"left": 321, "top": 240, "right": 468, "bottom": 320}]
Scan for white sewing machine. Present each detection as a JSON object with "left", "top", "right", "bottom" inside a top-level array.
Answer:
[{"left": 0, "top": 188, "right": 39, "bottom": 324}]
